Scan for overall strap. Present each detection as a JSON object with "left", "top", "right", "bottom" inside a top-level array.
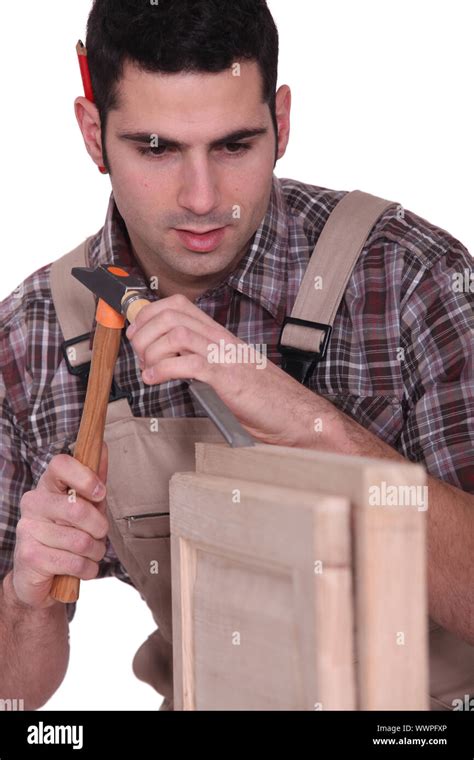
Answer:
[
  {"left": 50, "top": 236, "right": 132, "bottom": 406},
  {"left": 50, "top": 236, "right": 96, "bottom": 371},
  {"left": 278, "top": 190, "right": 400, "bottom": 383}
]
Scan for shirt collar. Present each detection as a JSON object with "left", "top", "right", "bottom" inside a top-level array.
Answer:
[
  {"left": 225, "top": 174, "right": 289, "bottom": 323},
  {"left": 91, "top": 172, "right": 290, "bottom": 323}
]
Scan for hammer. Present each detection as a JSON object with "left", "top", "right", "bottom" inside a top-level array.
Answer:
[{"left": 51, "top": 264, "right": 254, "bottom": 604}]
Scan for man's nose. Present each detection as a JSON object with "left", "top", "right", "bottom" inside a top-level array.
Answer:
[{"left": 177, "top": 156, "right": 221, "bottom": 217}]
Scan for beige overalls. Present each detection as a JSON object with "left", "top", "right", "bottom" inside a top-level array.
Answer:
[{"left": 49, "top": 191, "right": 474, "bottom": 711}]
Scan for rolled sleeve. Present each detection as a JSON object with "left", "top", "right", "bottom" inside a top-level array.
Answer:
[{"left": 0, "top": 386, "right": 32, "bottom": 580}]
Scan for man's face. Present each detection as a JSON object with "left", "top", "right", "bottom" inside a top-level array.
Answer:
[{"left": 103, "top": 60, "right": 287, "bottom": 286}]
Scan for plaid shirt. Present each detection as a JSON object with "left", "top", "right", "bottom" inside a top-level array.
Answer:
[{"left": 1, "top": 174, "right": 473, "bottom": 621}]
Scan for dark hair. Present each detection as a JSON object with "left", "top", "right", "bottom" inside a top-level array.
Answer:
[{"left": 85, "top": 0, "right": 279, "bottom": 171}]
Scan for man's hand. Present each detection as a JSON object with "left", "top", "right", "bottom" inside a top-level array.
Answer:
[
  {"left": 12, "top": 444, "right": 109, "bottom": 610},
  {"left": 126, "top": 294, "right": 339, "bottom": 447}
]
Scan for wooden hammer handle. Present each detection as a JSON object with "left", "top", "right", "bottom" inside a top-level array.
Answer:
[{"left": 50, "top": 323, "right": 123, "bottom": 603}]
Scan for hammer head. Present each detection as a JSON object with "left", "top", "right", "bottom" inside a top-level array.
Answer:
[{"left": 72, "top": 265, "right": 149, "bottom": 316}]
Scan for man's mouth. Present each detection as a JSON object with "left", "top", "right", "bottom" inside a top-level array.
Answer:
[{"left": 174, "top": 226, "right": 228, "bottom": 252}]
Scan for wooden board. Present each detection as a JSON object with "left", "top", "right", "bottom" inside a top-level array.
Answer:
[{"left": 170, "top": 442, "right": 428, "bottom": 710}]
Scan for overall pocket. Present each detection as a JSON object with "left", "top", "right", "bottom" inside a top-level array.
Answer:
[{"left": 121, "top": 512, "right": 173, "bottom": 644}]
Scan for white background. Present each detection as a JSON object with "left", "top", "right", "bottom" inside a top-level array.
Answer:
[{"left": 0, "top": 0, "right": 472, "bottom": 710}]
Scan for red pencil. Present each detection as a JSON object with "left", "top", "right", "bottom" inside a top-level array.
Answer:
[
  {"left": 76, "top": 40, "right": 95, "bottom": 102},
  {"left": 76, "top": 40, "right": 107, "bottom": 174}
]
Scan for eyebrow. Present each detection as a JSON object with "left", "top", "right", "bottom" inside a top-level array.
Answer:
[{"left": 117, "top": 127, "right": 269, "bottom": 149}]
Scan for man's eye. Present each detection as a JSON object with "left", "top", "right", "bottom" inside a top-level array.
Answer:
[
  {"left": 223, "top": 142, "right": 251, "bottom": 155},
  {"left": 137, "top": 142, "right": 252, "bottom": 159},
  {"left": 137, "top": 145, "right": 169, "bottom": 158}
]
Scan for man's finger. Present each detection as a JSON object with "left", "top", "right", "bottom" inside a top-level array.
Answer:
[
  {"left": 128, "top": 293, "right": 229, "bottom": 335},
  {"left": 38, "top": 454, "right": 106, "bottom": 502}
]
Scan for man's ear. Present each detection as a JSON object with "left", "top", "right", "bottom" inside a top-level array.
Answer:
[
  {"left": 275, "top": 85, "right": 291, "bottom": 161},
  {"left": 74, "top": 96, "right": 107, "bottom": 171}
]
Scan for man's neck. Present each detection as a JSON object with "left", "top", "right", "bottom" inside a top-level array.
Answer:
[{"left": 153, "top": 271, "right": 216, "bottom": 302}]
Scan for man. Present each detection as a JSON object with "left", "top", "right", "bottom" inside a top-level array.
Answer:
[{"left": 0, "top": 0, "right": 472, "bottom": 710}]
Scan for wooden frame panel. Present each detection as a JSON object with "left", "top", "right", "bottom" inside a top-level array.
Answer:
[{"left": 171, "top": 443, "right": 428, "bottom": 710}]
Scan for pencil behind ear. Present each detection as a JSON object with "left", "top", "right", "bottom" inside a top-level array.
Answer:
[{"left": 76, "top": 40, "right": 107, "bottom": 175}]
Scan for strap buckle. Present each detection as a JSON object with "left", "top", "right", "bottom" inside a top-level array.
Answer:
[
  {"left": 61, "top": 334, "right": 133, "bottom": 405},
  {"left": 61, "top": 333, "right": 92, "bottom": 386},
  {"left": 277, "top": 317, "right": 332, "bottom": 383}
]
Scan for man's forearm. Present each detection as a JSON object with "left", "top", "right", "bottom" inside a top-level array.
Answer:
[
  {"left": 313, "top": 402, "right": 474, "bottom": 644},
  {"left": 0, "top": 570, "right": 70, "bottom": 709}
]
